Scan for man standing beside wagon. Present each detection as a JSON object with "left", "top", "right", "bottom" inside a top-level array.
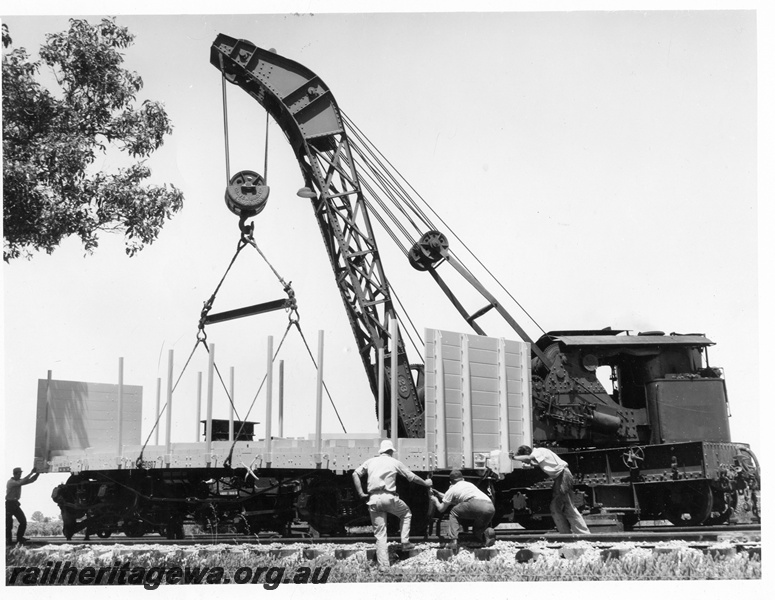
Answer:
[
  {"left": 352, "top": 440, "right": 433, "bottom": 569},
  {"left": 6, "top": 466, "right": 39, "bottom": 545},
  {"left": 510, "top": 445, "right": 590, "bottom": 535}
]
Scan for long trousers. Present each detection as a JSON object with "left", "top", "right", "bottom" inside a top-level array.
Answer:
[
  {"left": 448, "top": 498, "right": 495, "bottom": 541},
  {"left": 550, "top": 469, "right": 590, "bottom": 534},
  {"left": 367, "top": 493, "right": 411, "bottom": 568},
  {"left": 6, "top": 500, "right": 26, "bottom": 543}
]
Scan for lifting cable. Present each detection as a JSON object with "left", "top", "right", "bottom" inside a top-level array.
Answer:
[
  {"left": 343, "top": 112, "right": 433, "bottom": 232},
  {"left": 224, "top": 311, "right": 349, "bottom": 468},
  {"left": 223, "top": 316, "right": 295, "bottom": 469},
  {"left": 359, "top": 196, "right": 410, "bottom": 256},
  {"left": 199, "top": 228, "right": 309, "bottom": 468},
  {"left": 263, "top": 111, "right": 270, "bottom": 183},
  {"left": 137, "top": 227, "right": 289, "bottom": 468},
  {"left": 221, "top": 75, "right": 231, "bottom": 185},
  {"left": 136, "top": 337, "right": 206, "bottom": 467},
  {"left": 345, "top": 148, "right": 425, "bottom": 250},
  {"left": 356, "top": 171, "right": 416, "bottom": 251},
  {"left": 217, "top": 78, "right": 346, "bottom": 467},
  {"left": 145, "top": 83, "right": 347, "bottom": 469},
  {"left": 291, "top": 320, "right": 348, "bottom": 432},
  {"left": 343, "top": 110, "right": 547, "bottom": 337},
  {"left": 346, "top": 146, "right": 425, "bottom": 244},
  {"left": 136, "top": 234, "right": 253, "bottom": 467},
  {"left": 342, "top": 111, "right": 438, "bottom": 236},
  {"left": 386, "top": 281, "right": 423, "bottom": 360}
]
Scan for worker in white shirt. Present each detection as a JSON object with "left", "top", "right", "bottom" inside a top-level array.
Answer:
[
  {"left": 510, "top": 445, "right": 590, "bottom": 534},
  {"left": 352, "top": 440, "right": 433, "bottom": 568},
  {"left": 430, "top": 470, "right": 496, "bottom": 550}
]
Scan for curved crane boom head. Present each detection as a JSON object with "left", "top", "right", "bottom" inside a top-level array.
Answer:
[{"left": 211, "top": 34, "right": 343, "bottom": 161}]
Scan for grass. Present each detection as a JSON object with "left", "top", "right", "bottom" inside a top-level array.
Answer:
[{"left": 5, "top": 539, "right": 761, "bottom": 584}]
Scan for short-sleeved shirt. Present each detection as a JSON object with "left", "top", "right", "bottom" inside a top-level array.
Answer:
[
  {"left": 6, "top": 478, "right": 24, "bottom": 502},
  {"left": 354, "top": 454, "right": 420, "bottom": 494},
  {"left": 442, "top": 480, "right": 492, "bottom": 505},
  {"left": 530, "top": 448, "right": 568, "bottom": 479}
]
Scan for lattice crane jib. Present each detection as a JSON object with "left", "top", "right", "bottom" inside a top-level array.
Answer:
[{"left": 210, "top": 34, "right": 424, "bottom": 437}]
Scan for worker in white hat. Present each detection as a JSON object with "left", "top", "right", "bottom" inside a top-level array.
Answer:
[{"left": 352, "top": 439, "right": 432, "bottom": 568}]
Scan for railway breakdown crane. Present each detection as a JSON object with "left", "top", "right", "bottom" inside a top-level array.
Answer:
[
  {"left": 208, "top": 35, "right": 760, "bottom": 529},
  {"left": 44, "top": 35, "right": 759, "bottom": 540}
]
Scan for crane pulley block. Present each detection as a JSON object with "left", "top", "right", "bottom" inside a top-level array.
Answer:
[
  {"left": 408, "top": 230, "right": 449, "bottom": 271},
  {"left": 225, "top": 170, "right": 269, "bottom": 218}
]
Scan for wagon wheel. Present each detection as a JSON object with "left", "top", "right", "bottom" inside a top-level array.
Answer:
[
  {"left": 664, "top": 482, "right": 713, "bottom": 526},
  {"left": 121, "top": 521, "right": 146, "bottom": 538}
]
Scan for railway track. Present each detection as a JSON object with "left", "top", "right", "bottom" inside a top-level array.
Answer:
[
  {"left": 18, "top": 523, "right": 761, "bottom": 548},
  {"left": 9, "top": 524, "right": 760, "bottom": 585}
]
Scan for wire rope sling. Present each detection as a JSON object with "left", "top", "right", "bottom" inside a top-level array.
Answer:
[{"left": 135, "top": 74, "right": 347, "bottom": 472}]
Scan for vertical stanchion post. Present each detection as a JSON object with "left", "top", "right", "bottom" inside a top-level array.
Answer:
[
  {"left": 265, "top": 336, "right": 274, "bottom": 467},
  {"left": 461, "top": 335, "right": 474, "bottom": 467},
  {"left": 206, "top": 344, "right": 215, "bottom": 467},
  {"left": 434, "top": 329, "right": 447, "bottom": 469},
  {"left": 44, "top": 370, "right": 53, "bottom": 468},
  {"left": 278, "top": 360, "right": 285, "bottom": 438},
  {"left": 154, "top": 378, "right": 161, "bottom": 446},
  {"left": 497, "top": 338, "right": 510, "bottom": 466},
  {"left": 229, "top": 367, "right": 235, "bottom": 443},
  {"left": 315, "top": 330, "right": 324, "bottom": 467},
  {"left": 165, "top": 350, "right": 173, "bottom": 467},
  {"left": 378, "top": 347, "right": 385, "bottom": 436},
  {"left": 117, "top": 357, "right": 124, "bottom": 468},
  {"left": 390, "top": 319, "right": 398, "bottom": 452},
  {"left": 195, "top": 372, "right": 202, "bottom": 442}
]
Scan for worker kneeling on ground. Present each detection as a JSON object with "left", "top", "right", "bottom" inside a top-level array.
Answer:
[
  {"left": 510, "top": 445, "right": 590, "bottom": 535},
  {"left": 352, "top": 440, "right": 433, "bottom": 568},
  {"left": 430, "top": 470, "right": 496, "bottom": 550}
]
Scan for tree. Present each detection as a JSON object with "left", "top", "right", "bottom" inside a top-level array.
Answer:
[
  {"left": 31, "top": 510, "right": 45, "bottom": 522},
  {"left": 2, "top": 18, "right": 184, "bottom": 262}
]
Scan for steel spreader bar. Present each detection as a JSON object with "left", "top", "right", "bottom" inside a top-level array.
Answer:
[{"left": 204, "top": 298, "right": 294, "bottom": 325}]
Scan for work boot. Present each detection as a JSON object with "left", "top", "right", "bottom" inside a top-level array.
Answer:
[
  {"left": 401, "top": 542, "right": 416, "bottom": 551},
  {"left": 17, "top": 537, "right": 31, "bottom": 544},
  {"left": 445, "top": 540, "right": 459, "bottom": 551},
  {"left": 483, "top": 527, "right": 496, "bottom": 547}
]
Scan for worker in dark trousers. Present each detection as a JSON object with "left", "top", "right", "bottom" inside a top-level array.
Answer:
[
  {"left": 430, "top": 470, "right": 496, "bottom": 550},
  {"left": 6, "top": 466, "right": 39, "bottom": 545},
  {"left": 510, "top": 445, "right": 590, "bottom": 534},
  {"left": 352, "top": 440, "right": 433, "bottom": 568}
]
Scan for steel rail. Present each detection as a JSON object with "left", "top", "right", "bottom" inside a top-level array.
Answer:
[{"left": 21, "top": 523, "right": 760, "bottom": 548}]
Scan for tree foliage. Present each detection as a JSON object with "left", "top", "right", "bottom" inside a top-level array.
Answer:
[{"left": 2, "top": 18, "right": 184, "bottom": 261}]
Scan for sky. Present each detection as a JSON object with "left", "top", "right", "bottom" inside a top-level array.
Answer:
[{"left": 1, "top": 1, "right": 771, "bottom": 533}]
